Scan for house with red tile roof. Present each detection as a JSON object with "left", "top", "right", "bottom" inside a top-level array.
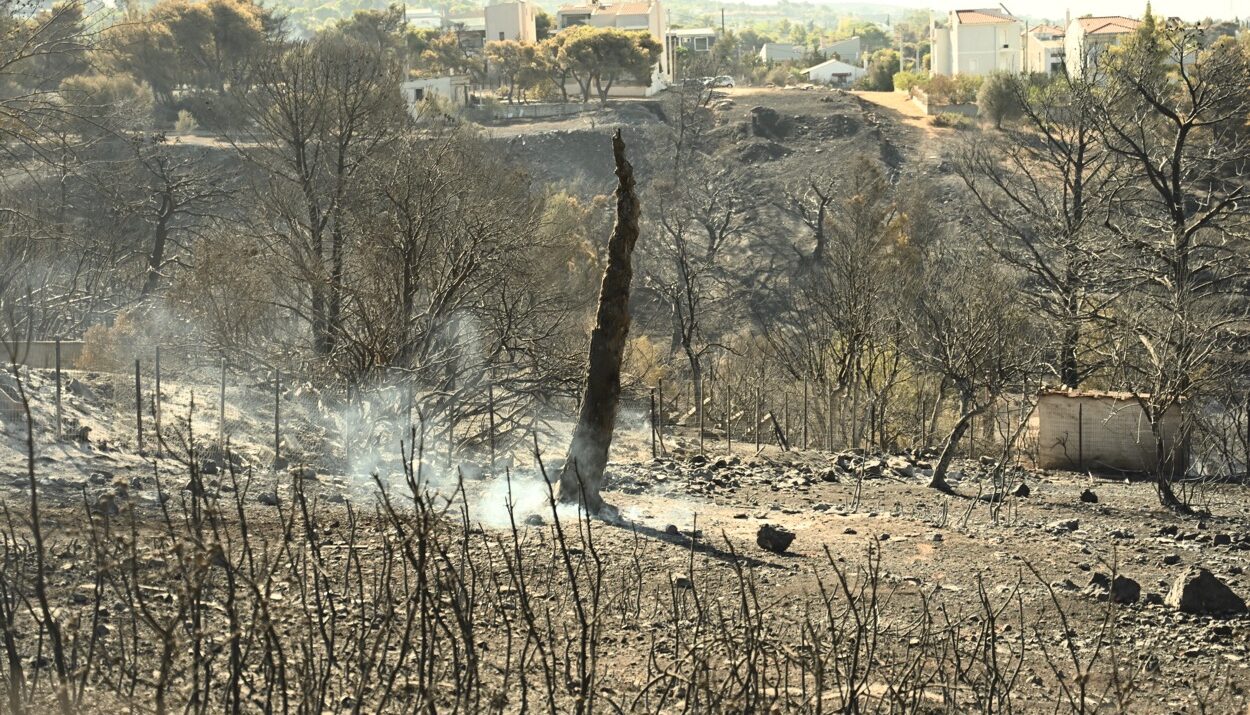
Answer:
[
  {"left": 930, "top": 6, "right": 1023, "bottom": 76},
  {"left": 1064, "top": 15, "right": 1142, "bottom": 78}
]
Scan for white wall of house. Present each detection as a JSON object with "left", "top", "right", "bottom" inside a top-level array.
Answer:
[
  {"left": 402, "top": 77, "right": 470, "bottom": 108},
  {"left": 484, "top": 1, "right": 537, "bottom": 43},
  {"left": 804, "top": 59, "right": 865, "bottom": 85},
  {"left": 951, "top": 20, "right": 1021, "bottom": 74},
  {"left": 1024, "top": 34, "right": 1064, "bottom": 75}
]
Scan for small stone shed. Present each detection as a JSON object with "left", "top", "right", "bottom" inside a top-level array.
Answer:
[{"left": 1028, "top": 389, "right": 1187, "bottom": 475}]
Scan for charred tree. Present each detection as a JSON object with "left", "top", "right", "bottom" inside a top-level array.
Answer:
[{"left": 557, "top": 130, "right": 640, "bottom": 514}]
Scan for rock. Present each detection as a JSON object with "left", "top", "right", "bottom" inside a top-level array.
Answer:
[
  {"left": 670, "top": 573, "right": 693, "bottom": 589},
  {"left": 843, "top": 527, "right": 857, "bottom": 535},
  {"left": 1108, "top": 575, "right": 1141, "bottom": 604},
  {"left": 756, "top": 524, "right": 796, "bottom": 554},
  {"left": 1163, "top": 554, "right": 1182, "bottom": 566},
  {"left": 1165, "top": 568, "right": 1248, "bottom": 615},
  {"left": 258, "top": 492, "right": 279, "bottom": 506},
  {"left": 523, "top": 514, "right": 545, "bottom": 527},
  {"left": 978, "top": 455, "right": 996, "bottom": 467},
  {"left": 1079, "top": 489, "right": 1098, "bottom": 503},
  {"left": 1158, "top": 524, "right": 1179, "bottom": 537},
  {"left": 930, "top": 533, "right": 944, "bottom": 543},
  {"left": 1047, "top": 519, "right": 1079, "bottom": 533},
  {"left": 200, "top": 461, "right": 219, "bottom": 476},
  {"left": 1013, "top": 482, "right": 1031, "bottom": 498},
  {"left": 1143, "top": 592, "right": 1165, "bottom": 606},
  {"left": 819, "top": 468, "right": 840, "bottom": 482},
  {"left": 1213, "top": 534, "right": 1232, "bottom": 547},
  {"left": 664, "top": 524, "right": 680, "bottom": 536},
  {"left": 290, "top": 466, "right": 317, "bottom": 481}
]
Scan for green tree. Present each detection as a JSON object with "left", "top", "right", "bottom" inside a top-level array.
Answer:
[
  {"left": 559, "top": 26, "right": 661, "bottom": 104},
  {"left": 977, "top": 71, "right": 1022, "bottom": 128},
  {"left": 865, "top": 48, "right": 899, "bottom": 91}
]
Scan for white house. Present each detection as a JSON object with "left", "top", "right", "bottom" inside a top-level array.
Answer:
[
  {"left": 930, "top": 7, "right": 1023, "bottom": 76},
  {"left": 759, "top": 42, "right": 806, "bottom": 63},
  {"left": 1022, "top": 24, "right": 1065, "bottom": 75},
  {"left": 802, "top": 58, "right": 865, "bottom": 86},
  {"left": 1064, "top": 15, "right": 1140, "bottom": 78},
  {"left": 402, "top": 76, "right": 471, "bottom": 109},
  {"left": 404, "top": 6, "right": 442, "bottom": 29}
]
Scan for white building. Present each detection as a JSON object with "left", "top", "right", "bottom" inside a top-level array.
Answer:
[
  {"left": 402, "top": 76, "right": 472, "bottom": 108},
  {"left": 1064, "top": 15, "right": 1140, "bottom": 78},
  {"left": 759, "top": 42, "right": 806, "bottom": 63},
  {"left": 405, "top": 6, "right": 442, "bottom": 29},
  {"left": 930, "top": 7, "right": 1023, "bottom": 76},
  {"left": 1022, "top": 24, "right": 1065, "bottom": 75},
  {"left": 485, "top": 0, "right": 538, "bottom": 43},
  {"left": 819, "top": 36, "right": 862, "bottom": 63},
  {"left": 802, "top": 58, "right": 865, "bottom": 86}
]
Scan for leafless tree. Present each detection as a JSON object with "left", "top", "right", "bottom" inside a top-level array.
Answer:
[
  {"left": 1096, "top": 22, "right": 1250, "bottom": 511},
  {"left": 955, "top": 68, "right": 1117, "bottom": 388},
  {"left": 232, "top": 33, "right": 404, "bottom": 358},
  {"left": 905, "top": 247, "right": 1042, "bottom": 492}
]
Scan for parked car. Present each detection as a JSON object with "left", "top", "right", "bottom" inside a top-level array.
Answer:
[{"left": 710, "top": 75, "right": 736, "bottom": 88}]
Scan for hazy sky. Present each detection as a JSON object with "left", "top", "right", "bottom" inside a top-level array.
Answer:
[
  {"left": 936, "top": 0, "right": 1243, "bottom": 21},
  {"left": 787, "top": 0, "right": 1246, "bottom": 22}
]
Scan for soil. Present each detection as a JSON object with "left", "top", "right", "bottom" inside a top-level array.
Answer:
[{"left": 2, "top": 368, "right": 1247, "bottom": 712}]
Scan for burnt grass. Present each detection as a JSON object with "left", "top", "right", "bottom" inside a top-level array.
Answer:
[{"left": 1, "top": 443, "right": 1247, "bottom": 713}]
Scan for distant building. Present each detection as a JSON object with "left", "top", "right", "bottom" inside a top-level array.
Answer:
[
  {"left": 1064, "top": 15, "right": 1141, "bottom": 78},
  {"left": 930, "top": 7, "right": 1023, "bottom": 76},
  {"left": 445, "top": 11, "right": 487, "bottom": 52},
  {"left": 1023, "top": 23, "right": 1065, "bottom": 75},
  {"left": 819, "top": 36, "right": 862, "bottom": 63},
  {"left": 485, "top": 0, "right": 538, "bottom": 43},
  {"left": 405, "top": 6, "right": 442, "bottom": 30},
  {"left": 759, "top": 42, "right": 806, "bottom": 63},
  {"left": 667, "top": 27, "right": 716, "bottom": 53},
  {"left": 802, "top": 57, "right": 865, "bottom": 86},
  {"left": 556, "top": 1, "right": 671, "bottom": 89},
  {"left": 402, "top": 76, "right": 472, "bottom": 108}
]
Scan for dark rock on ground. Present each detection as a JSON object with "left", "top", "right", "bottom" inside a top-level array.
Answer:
[
  {"left": 1013, "top": 482, "right": 1030, "bottom": 497},
  {"left": 1086, "top": 573, "right": 1141, "bottom": 604},
  {"left": 1080, "top": 489, "right": 1098, "bottom": 503},
  {"left": 757, "top": 523, "right": 796, "bottom": 554}
]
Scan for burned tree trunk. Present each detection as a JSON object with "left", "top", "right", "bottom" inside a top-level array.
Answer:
[{"left": 557, "top": 130, "right": 640, "bottom": 514}]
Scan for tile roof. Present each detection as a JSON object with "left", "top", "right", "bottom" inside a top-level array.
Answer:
[
  {"left": 955, "top": 8, "right": 1016, "bottom": 24},
  {"left": 1075, "top": 16, "right": 1141, "bottom": 35},
  {"left": 1030, "top": 23, "right": 1065, "bottom": 36}
]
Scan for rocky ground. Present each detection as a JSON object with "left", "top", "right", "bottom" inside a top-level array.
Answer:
[{"left": 2, "top": 368, "right": 1248, "bottom": 712}]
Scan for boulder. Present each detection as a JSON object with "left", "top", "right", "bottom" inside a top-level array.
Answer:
[
  {"left": 1086, "top": 573, "right": 1141, "bottom": 604},
  {"left": 1013, "top": 482, "right": 1031, "bottom": 498},
  {"left": 1165, "top": 568, "right": 1247, "bottom": 615},
  {"left": 1047, "top": 519, "right": 1079, "bottom": 533},
  {"left": 1079, "top": 489, "right": 1098, "bottom": 503},
  {"left": 756, "top": 524, "right": 796, "bottom": 554}
]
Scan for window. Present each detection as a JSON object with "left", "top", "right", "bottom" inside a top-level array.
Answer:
[
  {"left": 499, "top": 32, "right": 505, "bottom": 40},
  {"left": 413, "top": 88, "right": 425, "bottom": 101},
  {"left": 694, "top": 37, "right": 709, "bottom": 51}
]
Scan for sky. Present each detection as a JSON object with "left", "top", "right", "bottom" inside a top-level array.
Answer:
[
  {"left": 783, "top": 0, "right": 1247, "bottom": 22},
  {"left": 935, "top": 0, "right": 1243, "bottom": 22}
]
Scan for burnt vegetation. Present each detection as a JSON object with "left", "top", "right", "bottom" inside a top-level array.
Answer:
[{"left": 0, "top": 0, "right": 1249, "bottom": 712}]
